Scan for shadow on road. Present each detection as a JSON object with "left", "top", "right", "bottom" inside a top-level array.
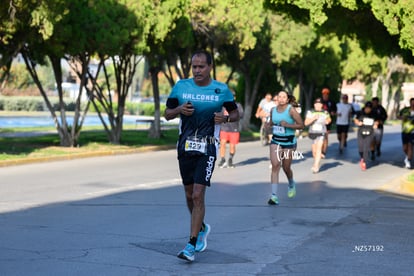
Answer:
[{"left": 1, "top": 177, "right": 413, "bottom": 275}]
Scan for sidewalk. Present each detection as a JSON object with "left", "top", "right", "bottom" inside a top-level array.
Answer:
[{"left": 379, "top": 170, "right": 414, "bottom": 196}]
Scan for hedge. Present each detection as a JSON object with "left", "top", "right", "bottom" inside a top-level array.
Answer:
[{"left": 0, "top": 96, "right": 164, "bottom": 116}]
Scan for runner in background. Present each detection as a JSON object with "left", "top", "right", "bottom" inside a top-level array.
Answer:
[
  {"left": 255, "top": 92, "right": 272, "bottom": 123},
  {"left": 371, "top": 97, "right": 388, "bottom": 158},
  {"left": 305, "top": 98, "right": 331, "bottom": 173},
  {"left": 398, "top": 98, "right": 414, "bottom": 169},
  {"left": 354, "top": 101, "right": 377, "bottom": 171},
  {"left": 218, "top": 91, "right": 244, "bottom": 168},
  {"left": 321, "top": 88, "right": 337, "bottom": 158},
  {"left": 336, "top": 94, "right": 353, "bottom": 154}
]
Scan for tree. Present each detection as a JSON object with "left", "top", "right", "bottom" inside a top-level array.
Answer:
[
  {"left": 0, "top": 0, "right": 37, "bottom": 93},
  {"left": 366, "top": 0, "right": 414, "bottom": 57},
  {"left": 2, "top": 0, "right": 143, "bottom": 146},
  {"left": 68, "top": 0, "right": 142, "bottom": 144},
  {"left": 265, "top": 0, "right": 414, "bottom": 112},
  {"left": 266, "top": 12, "right": 318, "bottom": 111},
  {"left": 217, "top": 33, "right": 272, "bottom": 130},
  {"left": 16, "top": 0, "right": 91, "bottom": 147},
  {"left": 138, "top": 0, "right": 191, "bottom": 139},
  {"left": 1, "top": 0, "right": 95, "bottom": 146},
  {"left": 266, "top": 0, "right": 414, "bottom": 56},
  {"left": 189, "top": 0, "right": 267, "bottom": 129}
]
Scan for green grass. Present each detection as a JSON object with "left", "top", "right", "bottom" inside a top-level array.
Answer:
[
  {"left": 0, "top": 125, "right": 179, "bottom": 161},
  {"left": 0, "top": 110, "right": 259, "bottom": 163},
  {"left": 0, "top": 127, "right": 258, "bottom": 162},
  {"left": 406, "top": 173, "right": 414, "bottom": 183}
]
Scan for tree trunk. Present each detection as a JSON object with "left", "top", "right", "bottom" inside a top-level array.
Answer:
[
  {"left": 371, "top": 77, "right": 380, "bottom": 100},
  {"left": 21, "top": 50, "right": 77, "bottom": 147},
  {"left": 240, "top": 65, "right": 265, "bottom": 130},
  {"left": 148, "top": 66, "right": 162, "bottom": 139},
  {"left": 241, "top": 76, "right": 253, "bottom": 130}
]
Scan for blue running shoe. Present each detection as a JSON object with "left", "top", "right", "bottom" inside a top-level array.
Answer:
[
  {"left": 195, "top": 223, "right": 211, "bottom": 252},
  {"left": 177, "top": 243, "right": 195, "bottom": 262},
  {"left": 288, "top": 181, "right": 296, "bottom": 198}
]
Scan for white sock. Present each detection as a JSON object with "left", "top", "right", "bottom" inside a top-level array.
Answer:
[{"left": 271, "top": 183, "right": 278, "bottom": 196}]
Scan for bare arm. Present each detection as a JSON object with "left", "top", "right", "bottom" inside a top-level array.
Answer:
[
  {"left": 304, "top": 113, "right": 317, "bottom": 127},
  {"left": 280, "top": 107, "right": 304, "bottom": 129},
  {"left": 214, "top": 108, "right": 239, "bottom": 124},
  {"left": 165, "top": 102, "right": 194, "bottom": 120},
  {"left": 255, "top": 104, "right": 263, "bottom": 118},
  {"left": 353, "top": 116, "right": 362, "bottom": 126}
]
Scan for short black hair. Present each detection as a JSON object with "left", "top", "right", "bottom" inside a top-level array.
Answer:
[
  {"left": 365, "top": 101, "right": 373, "bottom": 108},
  {"left": 372, "top": 97, "right": 379, "bottom": 102},
  {"left": 191, "top": 50, "right": 212, "bottom": 65},
  {"left": 277, "top": 90, "right": 289, "bottom": 96}
]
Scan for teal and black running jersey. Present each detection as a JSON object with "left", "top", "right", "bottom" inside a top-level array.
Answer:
[
  {"left": 270, "top": 105, "right": 297, "bottom": 147},
  {"left": 166, "top": 78, "right": 237, "bottom": 156}
]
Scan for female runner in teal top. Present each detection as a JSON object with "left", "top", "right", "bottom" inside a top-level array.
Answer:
[{"left": 266, "top": 91, "right": 304, "bottom": 205}]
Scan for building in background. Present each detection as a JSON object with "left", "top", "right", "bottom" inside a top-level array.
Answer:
[
  {"left": 402, "top": 83, "right": 414, "bottom": 106},
  {"left": 340, "top": 79, "right": 365, "bottom": 107}
]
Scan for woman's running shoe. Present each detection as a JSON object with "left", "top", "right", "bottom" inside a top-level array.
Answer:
[
  {"left": 311, "top": 166, "right": 319, "bottom": 174},
  {"left": 359, "top": 159, "right": 366, "bottom": 171},
  {"left": 267, "top": 194, "right": 279, "bottom": 205},
  {"left": 287, "top": 182, "right": 296, "bottom": 198}
]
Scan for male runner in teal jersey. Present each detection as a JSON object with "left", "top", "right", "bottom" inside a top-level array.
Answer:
[{"left": 165, "top": 50, "right": 239, "bottom": 262}]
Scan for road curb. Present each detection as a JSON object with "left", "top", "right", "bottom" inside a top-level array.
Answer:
[
  {"left": 0, "top": 137, "right": 259, "bottom": 167},
  {"left": 400, "top": 172, "right": 414, "bottom": 194},
  {"left": 0, "top": 145, "right": 175, "bottom": 167},
  {"left": 377, "top": 171, "right": 414, "bottom": 197}
]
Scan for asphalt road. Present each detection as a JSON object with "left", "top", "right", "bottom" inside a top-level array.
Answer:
[{"left": 0, "top": 124, "right": 413, "bottom": 275}]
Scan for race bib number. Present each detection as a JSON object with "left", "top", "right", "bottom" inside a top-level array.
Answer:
[
  {"left": 272, "top": 125, "right": 286, "bottom": 135},
  {"left": 311, "top": 123, "right": 323, "bottom": 132},
  {"left": 363, "top": 118, "right": 374, "bottom": 126},
  {"left": 185, "top": 136, "right": 207, "bottom": 154}
]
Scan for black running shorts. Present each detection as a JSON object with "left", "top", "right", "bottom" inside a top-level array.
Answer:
[{"left": 178, "top": 154, "right": 216, "bottom": 186}]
